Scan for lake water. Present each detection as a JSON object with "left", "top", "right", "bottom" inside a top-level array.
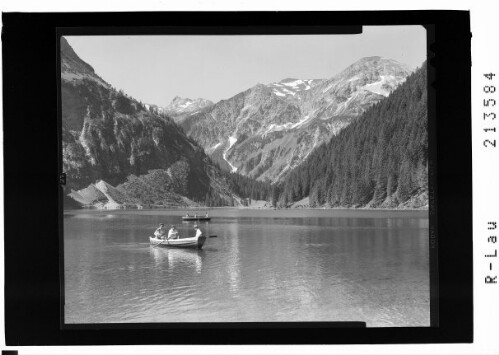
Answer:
[{"left": 64, "top": 208, "right": 430, "bottom": 326}]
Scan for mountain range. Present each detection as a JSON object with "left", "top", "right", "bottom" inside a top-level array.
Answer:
[
  {"left": 177, "top": 56, "right": 412, "bottom": 182},
  {"left": 61, "top": 36, "right": 424, "bottom": 209}
]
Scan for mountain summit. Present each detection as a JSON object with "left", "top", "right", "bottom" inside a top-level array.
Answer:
[
  {"left": 164, "top": 96, "right": 213, "bottom": 117},
  {"left": 61, "top": 37, "right": 110, "bottom": 88}
]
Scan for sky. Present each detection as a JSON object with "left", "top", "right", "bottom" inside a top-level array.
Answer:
[{"left": 66, "top": 26, "right": 426, "bottom": 107}]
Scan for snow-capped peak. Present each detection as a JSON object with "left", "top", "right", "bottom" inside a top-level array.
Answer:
[{"left": 164, "top": 96, "right": 214, "bottom": 116}]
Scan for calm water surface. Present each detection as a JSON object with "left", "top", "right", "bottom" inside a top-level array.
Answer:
[{"left": 64, "top": 208, "right": 430, "bottom": 326}]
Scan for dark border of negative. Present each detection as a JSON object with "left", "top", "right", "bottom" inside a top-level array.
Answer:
[{"left": 2, "top": 10, "right": 472, "bottom": 345}]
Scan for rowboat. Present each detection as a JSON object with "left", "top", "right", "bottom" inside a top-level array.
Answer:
[
  {"left": 149, "top": 235, "right": 207, "bottom": 249},
  {"left": 182, "top": 216, "right": 211, "bottom": 221}
]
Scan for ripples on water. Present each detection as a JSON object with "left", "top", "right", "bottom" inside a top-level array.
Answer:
[{"left": 64, "top": 208, "right": 430, "bottom": 326}]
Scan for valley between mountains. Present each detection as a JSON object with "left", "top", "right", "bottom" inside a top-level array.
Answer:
[{"left": 61, "top": 37, "right": 428, "bottom": 210}]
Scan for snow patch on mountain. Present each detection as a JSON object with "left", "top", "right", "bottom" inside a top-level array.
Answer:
[
  {"left": 261, "top": 114, "right": 313, "bottom": 137},
  {"left": 228, "top": 136, "right": 238, "bottom": 149},
  {"left": 362, "top": 75, "right": 401, "bottom": 96},
  {"left": 164, "top": 96, "right": 213, "bottom": 116},
  {"left": 282, "top": 79, "right": 304, "bottom": 87},
  {"left": 223, "top": 136, "right": 238, "bottom": 173},
  {"left": 262, "top": 124, "right": 285, "bottom": 136},
  {"left": 267, "top": 78, "right": 321, "bottom": 98}
]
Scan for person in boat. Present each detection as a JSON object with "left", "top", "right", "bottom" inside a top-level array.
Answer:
[
  {"left": 154, "top": 223, "right": 166, "bottom": 239},
  {"left": 193, "top": 224, "right": 203, "bottom": 238},
  {"left": 205, "top": 212, "right": 209, "bottom": 218},
  {"left": 185, "top": 213, "right": 190, "bottom": 217},
  {"left": 194, "top": 213, "right": 197, "bottom": 218},
  {"left": 168, "top": 225, "right": 179, "bottom": 240}
]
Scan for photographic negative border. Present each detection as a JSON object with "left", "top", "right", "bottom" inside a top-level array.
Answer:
[{"left": 2, "top": 10, "right": 471, "bottom": 345}]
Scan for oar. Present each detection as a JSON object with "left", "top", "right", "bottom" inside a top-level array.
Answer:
[
  {"left": 152, "top": 237, "right": 169, "bottom": 248},
  {"left": 152, "top": 241, "right": 165, "bottom": 248},
  {"left": 209, "top": 235, "right": 218, "bottom": 238}
]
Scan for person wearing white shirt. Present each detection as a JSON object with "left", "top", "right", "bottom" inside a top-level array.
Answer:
[
  {"left": 193, "top": 224, "right": 202, "bottom": 238},
  {"left": 168, "top": 225, "right": 179, "bottom": 240}
]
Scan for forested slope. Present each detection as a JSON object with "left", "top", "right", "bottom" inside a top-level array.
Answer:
[
  {"left": 280, "top": 63, "right": 428, "bottom": 209},
  {"left": 61, "top": 37, "right": 245, "bottom": 208}
]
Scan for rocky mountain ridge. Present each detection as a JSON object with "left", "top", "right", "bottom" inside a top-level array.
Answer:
[
  {"left": 266, "top": 78, "right": 322, "bottom": 98},
  {"left": 164, "top": 96, "right": 214, "bottom": 117},
  {"left": 179, "top": 56, "right": 412, "bottom": 182},
  {"left": 61, "top": 37, "right": 239, "bottom": 209}
]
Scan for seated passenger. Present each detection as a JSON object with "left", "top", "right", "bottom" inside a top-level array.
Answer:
[
  {"left": 154, "top": 223, "right": 166, "bottom": 239},
  {"left": 168, "top": 225, "right": 179, "bottom": 239}
]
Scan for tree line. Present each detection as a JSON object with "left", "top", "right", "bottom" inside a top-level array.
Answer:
[
  {"left": 277, "top": 62, "right": 428, "bottom": 208},
  {"left": 223, "top": 170, "right": 273, "bottom": 201}
]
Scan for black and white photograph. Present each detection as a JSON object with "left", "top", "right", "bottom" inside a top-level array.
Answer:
[{"left": 61, "top": 26, "right": 430, "bottom": 326}]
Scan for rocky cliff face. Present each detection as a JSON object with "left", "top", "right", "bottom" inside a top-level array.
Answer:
[
  {"left": 180, "top": 57, "right": 411, "bottom": 182},
  {"left": 61, "top": 37, "right": 236, "bottom": 208}
]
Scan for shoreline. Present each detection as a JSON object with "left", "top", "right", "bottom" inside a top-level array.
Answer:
[{"left": 63, "top": 205, "right": 429, "bottom": 213}]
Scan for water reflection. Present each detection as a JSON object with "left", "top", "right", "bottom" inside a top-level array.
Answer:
[
  {"left": 226, "top": 222, "right": 240, "bottom": 293},
  {"left": 64, "top": 209, "right": 430, "bottom": 326},
  {"left": 168, "top": 249, "right": 204, "bottom": 274},
  {"left": 150, "top": 247, "right": 204, "bottom": 273}
]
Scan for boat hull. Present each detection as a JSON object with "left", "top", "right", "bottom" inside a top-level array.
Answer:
[
  {"left": 150, "top": 235, "right": 206, "bottom": 249},
  {"left": 182, "top": 217, "right": 211, "bottom": 221}
]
